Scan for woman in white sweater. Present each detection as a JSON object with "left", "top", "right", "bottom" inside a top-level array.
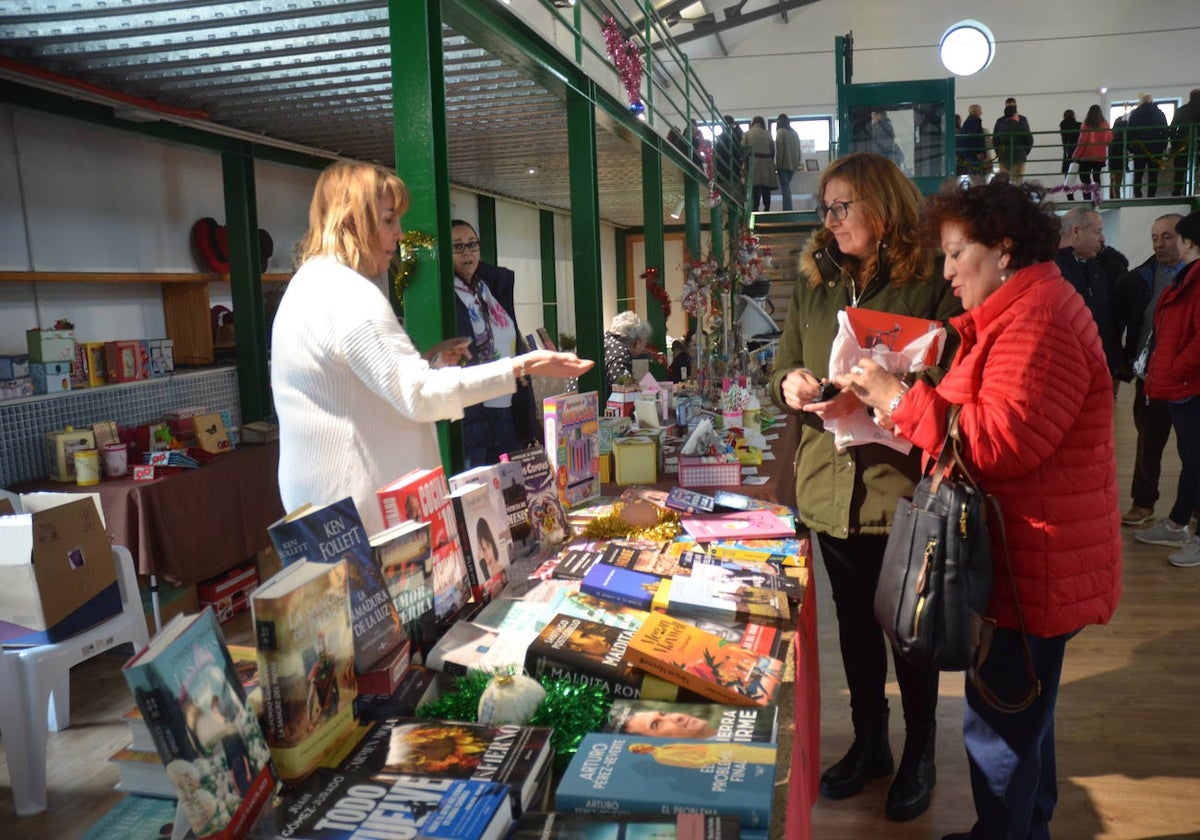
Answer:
[{"left": 272, "top": 161, "right": 592, "bottom": 535}]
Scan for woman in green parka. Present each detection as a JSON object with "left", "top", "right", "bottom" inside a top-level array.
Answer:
[{"left": 768, "top": 152, "right": 962, "bottom": 822}]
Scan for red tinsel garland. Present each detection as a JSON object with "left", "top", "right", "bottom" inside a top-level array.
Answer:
[
  {"left": 602, "top": 16, "right": 645, "bottom": 113},
  {"left": 642, "top": 267, "right": 672, "bottom": 318}
]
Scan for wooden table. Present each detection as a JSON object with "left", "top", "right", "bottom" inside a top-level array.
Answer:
[{"left": 15, "top": 442, "right": 284, "bottom": 588}]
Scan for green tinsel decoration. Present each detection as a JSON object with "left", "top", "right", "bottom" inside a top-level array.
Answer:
[{"left": 416, "top": 672, "right": 611, "bottom": 771}]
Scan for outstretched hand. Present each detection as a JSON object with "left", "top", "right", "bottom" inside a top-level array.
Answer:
[
  {"left": 518, "top": 350, "right": 595, "bottom": 379},
  {"left": 425, "top": 336, "right": 472, "bottom": 368}
]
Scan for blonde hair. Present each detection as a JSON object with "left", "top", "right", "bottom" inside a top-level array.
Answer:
[
  {"left": 808, "top": 152, "right": 931, "bottom": 287},
  {"left": 296, "top": 160, "right": 410, "bottom": 275}
]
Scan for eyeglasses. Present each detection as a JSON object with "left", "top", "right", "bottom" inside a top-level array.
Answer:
[
  {"left": 816, "top": 200, "right": 856, "bottom": 221},
  {"left": 452, "top": 240, "right": 481, "bottom": 254}
]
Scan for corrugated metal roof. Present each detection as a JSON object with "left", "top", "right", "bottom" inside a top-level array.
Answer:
[{"left": 0, "top": 1, "right": 691, "bottom": 227}]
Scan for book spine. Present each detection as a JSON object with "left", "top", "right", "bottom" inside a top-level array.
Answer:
[
  {"left": 624, "top": 646, "right": 743, "bottom": 707},
  {"left": 450, "top": 496, "right": 482, "bottom": 599}
]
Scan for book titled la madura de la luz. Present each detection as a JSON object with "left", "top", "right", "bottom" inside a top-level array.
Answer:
[
  {"left": 122, "top": 608, "right": 278, "bottom": 840},
  {"left": 269, "top": 768, "right": 512, "bottom": 840},
  {"left": 554, "top": 732, "right": 775, "bottom": 839}
]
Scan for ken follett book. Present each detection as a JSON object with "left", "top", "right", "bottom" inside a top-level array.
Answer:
[
  {"left": 267, "top": 497, "right": 405, "bottom": 673},
  {"left": 554, "top": 732, "right": 776, "bottom": 834},
  {"left": 334, "top": 717, "right": 554, "bottom": 818}
]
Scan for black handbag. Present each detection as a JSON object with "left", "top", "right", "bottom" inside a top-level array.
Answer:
[{"left": 875, "top": 405, "right": 1040, "bottom": 712}]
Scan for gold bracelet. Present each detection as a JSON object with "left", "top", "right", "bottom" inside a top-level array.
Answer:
[{"left": 514, "top": 359, "right": 527, "bottom": 379}]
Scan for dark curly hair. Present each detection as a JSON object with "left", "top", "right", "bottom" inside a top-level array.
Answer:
[{"left": 921, "top": 175, "right": 1061, "bottom": 271}]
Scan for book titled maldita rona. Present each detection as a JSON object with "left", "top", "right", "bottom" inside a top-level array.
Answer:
[
  {"left": 251, "top": 559, "right": 358, "bottom": 781},
  {"left": 270, "top": 768, "right": 512, "bottom": 840},
  {"left": 335, "top": 717, "right": 554, "bottom": 818},
  {"left": 626, "top": 612, "right": 783, "bottom": 708},
  {"left": 122, "top": 608, "right": 277, "bottom": 839},
  {"left": 554, "top": 733, "right": 776, "bottom": 835},
  {"left": 266, "top": 497, "right": 405, "bottom": 674}
]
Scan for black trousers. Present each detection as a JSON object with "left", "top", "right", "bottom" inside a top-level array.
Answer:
[
  {"left": 818, "top": 532, "right": 939, "bottom": 735},
  {"left": 1131, "top": 377, "right": 1173, "bottom": 509}
]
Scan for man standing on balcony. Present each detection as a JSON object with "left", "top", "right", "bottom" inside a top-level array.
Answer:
[
  {"left": 1128, "top": 94, "right": 1169, "bottom": 198},
  {"left": 960, "top": 104, "right": 988, "bottom": 182},
  {"left": 993, "top": 100, "right": 1034, "bottom": 184},
  {"left": 1170, "top": 89, "right": 1200, "bottom": 197}
]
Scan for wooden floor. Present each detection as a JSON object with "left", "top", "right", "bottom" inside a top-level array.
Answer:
[{"left": 3, "top": 384, "right": 1200, "bottom": 839}]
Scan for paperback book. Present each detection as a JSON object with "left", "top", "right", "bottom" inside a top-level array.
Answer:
[
  {"left": 626, "top": 612, "right": 783, "bottom": 707},
  {"left": 370, "top": 519, "right": 438, "bottom": 662},
  {"left": 509, "top": 446, "right": 571, "bottom": 548},
  {"left": 266, "top": 497, "right": 405, "bottom": 673},
  {"left": 122, "top": 609, "right": 277, "bottom": 839},
  {"left": 424, "top": 619, "right": 534, "bottom": 676},
  {"left": 335, "top": 717, "right": 554, "bottom": 818},
  {"left": 554, "top": 733, "right": 776, "bottom": 834},
  {"left": 664, "top": 487, "right": 716, "bottom": 515},
  {"left": 525, "top": 613, "right": 679, "bottom": 702},
  {"left": 511, "top": 812, "right": 742, "bottom": 840},
  {"left": 542, "top": 390, "right": 601, "bottom": 509},
  {"left": 81, "top": 793, "right": 182, "bottom": 840},
  {"left": 657, "top": 575, "right": 790, "bottom": 630},
  {"left": 686, "top": 553, "right": 805, "bottom": 604},
  {"left": 581, "top": 563, "right": 663, "bottom": 611},
  {"left": 497, "top": 458, "right": 535, "bottom": 558},
  {"left": 448, "top": 463, "right": 516, "bottom": 561},
  {"left": 604, "top": 699, "right": 778, "bottom": 743},
  {"left": 678, "top": 510, "right": 797, "bottom": 542},
  {"left": 353, "top": 664, "right": 441, "bottom": 722},
  {"left": 376, "top": 466, "right": 472, "bottom": 625},
  {"left": 107, "top": 746, "right": 175, "bottom": 799},
  {"left": 601, "top": 540, "right": 692, "bottom": 578},
  {"left": 270, "top": 768, "right": 513, "bottom": 840},
  {"left": 251, "top": 559, "right": 358, "bottom": 781},
  {"left": 449, "top": 481, "right": 510, "bottom": 602}
]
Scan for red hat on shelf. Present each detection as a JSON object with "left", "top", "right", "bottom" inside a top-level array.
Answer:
[{"left": 190, "top": 217, "right": 230, "bottom": 273}]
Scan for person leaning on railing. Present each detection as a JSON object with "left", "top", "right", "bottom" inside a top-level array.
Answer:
[{"left": 1170, "top": 88, "right": 1200, "bottom": 197}]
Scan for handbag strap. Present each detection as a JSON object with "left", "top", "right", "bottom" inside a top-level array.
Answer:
[{"left": 943, "top": 405, "right": 1042, "bottom": 714}]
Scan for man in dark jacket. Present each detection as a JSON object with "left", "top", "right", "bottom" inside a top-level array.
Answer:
[
  {"left": 959, "top": 104, "right": 987, "bottom": 182},
  {"left": 1127, "top": 94, "right": 1169, "bottom": 197},
  {"left": 992, "top": 101, "right": 1034, "bottom": 183},
  {"left": 451, "top": 219, "right": 541, "bottom": 466},
  {"left": 1111, "top": 214, "right": 1186, "bottom": 526},
  {"left": 1055, "top": 208, "right": 1121, "bottom": 374},
  {"left": 1170, "top": 88, "right": 1200, "bottom": 197}
]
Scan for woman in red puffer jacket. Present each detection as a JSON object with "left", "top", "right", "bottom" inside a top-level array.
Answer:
[{"left": 1073, "top": 104, "right": 1113, "bottom": 196}]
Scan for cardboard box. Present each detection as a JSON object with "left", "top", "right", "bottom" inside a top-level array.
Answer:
[
  {"left": 46, "top": 427, "right": 96, "bottom": 482},
  {"left": 613, "top": 437, "right": 658, "bottom": 485},
  {"left": 0, "top": 495, "right": 120, "bottom": 646},
  {"left": 30, "top": 361, "right": 72, "bottom": 395},
  {"left": 597, "top": 415, "right": 631, "bottom": 455},
  {"left": 678, "top": 454, "right": 742, "bottom": 488},
  {"left": 26, "top": 329, "right": 75, "bottom": 363},
  {"left": 192, "top": 412, "right": 232, "bottom": 454},
  {"left": 598, "top": 452, "right": 614, "bottom": 483},
  {"left": 0, "top": 353, "right": 30, "bottom": 380},
  {"left": 197, "top": 561, "right": 259, "bottom": 624}
]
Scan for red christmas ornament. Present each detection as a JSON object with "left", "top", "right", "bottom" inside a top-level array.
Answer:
[
  {"left": 602, "top": 17, "right": 645, "bottom": 113},
  {"left": 642, "top": 267, "right": 672, "bottom": 318}
]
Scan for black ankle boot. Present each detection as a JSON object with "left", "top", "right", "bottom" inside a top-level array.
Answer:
[
  {"left": 885, "top": 726, "right": 936, "bottom": 821},
  {"left": 820, "top": 709, "right": 894, "bottom": 800}
]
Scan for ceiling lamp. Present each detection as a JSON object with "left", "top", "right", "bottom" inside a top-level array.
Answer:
[
  {"left": 669, "top": 198, "right": 685, "bottom": 220},
  {"left": 679, "top": 2, "right": 708, "bottom": 19}
]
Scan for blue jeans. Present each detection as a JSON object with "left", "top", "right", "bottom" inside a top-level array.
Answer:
[
  {"left": 1167, "top": 397, "right": 1200, "bottom": 530},
  {"left": 961, "top": 628, "right": 1074, "bottom": 840},
  {"left": 777, "top": 169, "right": 794, "bottom": 210},
  {"left": 463, "top": 404, "right": 520, "bottom": 468}
]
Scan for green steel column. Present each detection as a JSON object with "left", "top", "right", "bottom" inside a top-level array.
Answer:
[
  {"left": 641, "top": 142, "right": 666, "bottom": 369},
  {"left": 389, "top": 0, "right": 458, "bottom": 468},
  {"left": 684, "top": 177, "right": 701, "bottom": 258},
  {"left": 615, "top": 228, "right": 630, "bottom": 308},
  {"left": 538, "top": 209, "right": 559, "bottom": 343},
  {"left": 221, "top": 144, "right": 270, "bottom": 422},
  {"left": 566, "top": 83, "right": 603, "bottom": 396},
  {"left": 477, "top": 195, "right": 497, "bottom": 265},
  {"left": 709, "top": 200, "right": 724, "bottom": 263}
]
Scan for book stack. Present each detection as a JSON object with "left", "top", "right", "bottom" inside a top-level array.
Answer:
[{"left": 376, "top": 466, "right": 472, "bottom": 627}]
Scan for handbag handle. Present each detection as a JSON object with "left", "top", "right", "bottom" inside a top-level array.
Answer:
[{"left": 942, "top": 405, "right": 1042, "bottom": 714}]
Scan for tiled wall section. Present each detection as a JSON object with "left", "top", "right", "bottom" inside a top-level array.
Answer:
[{"left": 0, "top": 367, "right": 241, "bottom": 488}]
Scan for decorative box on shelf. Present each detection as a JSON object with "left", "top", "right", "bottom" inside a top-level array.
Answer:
[
  {"left": 0, "top": 354, "right": 30, "bottom": 380},
  {"left": 0, "top": 377, "right": 34, "bottom": 400},
  {"left": 677, "top": 454, "right": 741, "bottom": 488},
  {"left": 84, "top": 342, "right": 108, "bottom": 388},
  {"left": 26, "top": 328, "right": 75, "bottom": 363},
  {"left": 30, "top": 361, "right": 72, "bottom": 395},
  {"left": 104, "top": 340, "right": 147, "bottom": 383}
]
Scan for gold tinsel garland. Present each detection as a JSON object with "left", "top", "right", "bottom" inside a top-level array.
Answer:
[
  {"left": 390, "top": 229, "right": 436, "bottom": 300},
  {"left": 579, "top": 502, "right": 682, "bottom": 542}
]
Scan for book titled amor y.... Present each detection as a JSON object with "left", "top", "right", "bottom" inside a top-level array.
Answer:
[
  {"left": 542, "top": 391, "right": 601, "bottom": 510},
  {"left": 509, "top": 446, "right": 571, "bottom": 548},
  {"left": 580, "top": 563, "right": 663, "bottom": 611},
  {"left": 525, "top": 613, "right": 679, "bottom": 702},
  {"left": 267, "top": 497, "right": 405, "bottom": 673},
  {"left": 449, "top": 481, "right": 510, "bottom": 603},
  {"left": 678, "top": 510, "right": 796, "bottom": 542},
  {"left": 511, "top": 811, "right": 742, "bottom": 840},
  {"left": 377, "top": 468, "right": 472, "bottom": 625},
  {"left": 626, "top": 612, "right": 783, "bottom": 708},
  {"left": 251, "top": 559, "right": 358, "bottom": 782},
  {"left": 370, "top": 519, "right": 438, "bottom": 663},
  {"left": 658, "top": 575, "right": 790, "bottom": 631},
  {"left": 270, "top": 768, "right": 512, "bottom": 840},
  {"left": 122, "top": 608, "right": 278, "bottom": 839},
  {"left": 335, "top": 718, "right": 554, "bottom": 819},
  {"left": 554, "top": 733, "right": 776, "bottom": 834},
  {"left": 604, "top": 698, "right": 778, "bottom": 743}
]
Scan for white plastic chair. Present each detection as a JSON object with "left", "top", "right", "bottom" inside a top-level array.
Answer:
[{"left": 2, "top": 544, "right": 150, "bottom": 816}]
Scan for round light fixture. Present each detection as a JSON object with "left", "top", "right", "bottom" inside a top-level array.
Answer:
[{"left": 939, "top": 21, "right": 994, "bottom": 77}]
